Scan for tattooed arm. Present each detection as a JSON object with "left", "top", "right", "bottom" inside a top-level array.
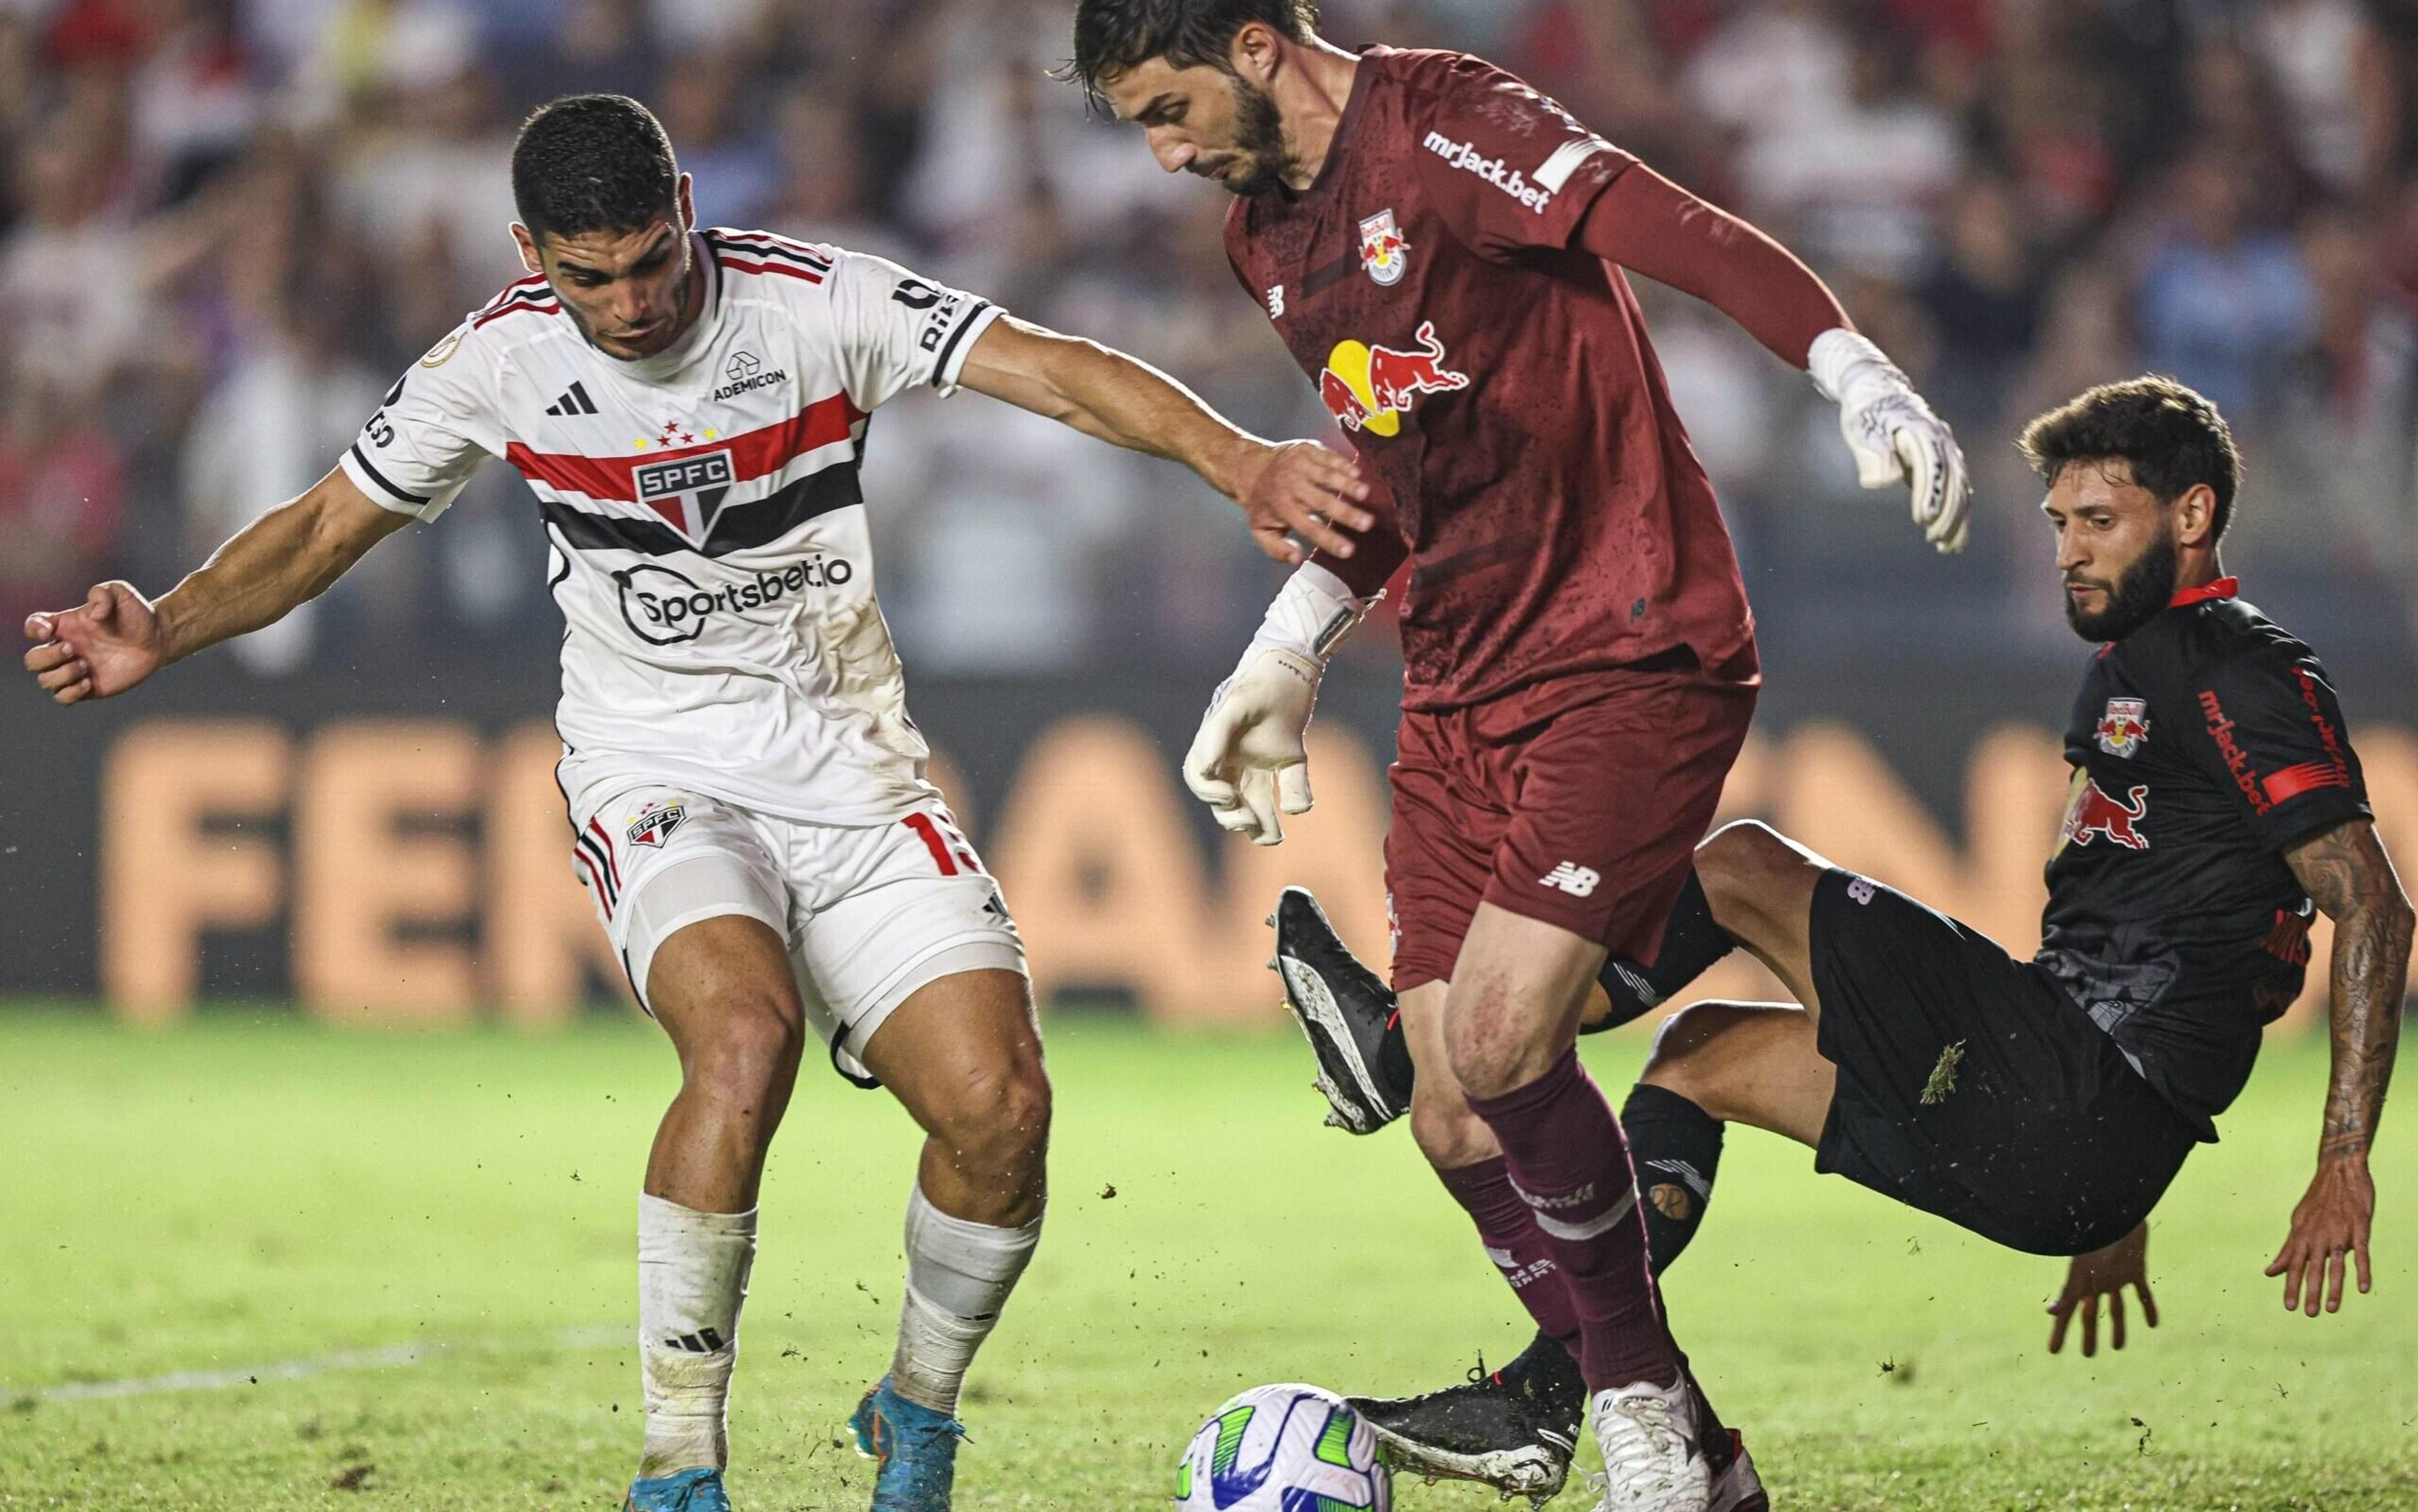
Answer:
[{"left": 2266, "top": 819, "right": 2412, "bottom": 1315}]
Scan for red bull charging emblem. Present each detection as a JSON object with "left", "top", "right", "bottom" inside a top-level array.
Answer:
[
  {"left": 1320, "top": 320, "right": 1470, "bottom": 438},
  {"left": 2058, "top": 773, "right": 2150, "bottom": 851},
  {"left": 2096, "top": 697, "right": 2150, "bottom": 758},
  {"left": 1358, "top": 208, "right": 1410, "bottom": 286}
]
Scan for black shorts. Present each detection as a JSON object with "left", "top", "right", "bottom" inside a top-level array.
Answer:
[{"left": 1809, "top": 869, "right": 2199, "bottom": 1256}]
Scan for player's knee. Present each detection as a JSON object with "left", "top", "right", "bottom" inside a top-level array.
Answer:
[
  {"left": 684, "top": 994, "right": 806, "bottom": 1106},
  {"left": 935, "top": 1055, "right": 1053, "bottom": 1176},
  {"left": 1441, "top": 991, "right": 1545, "bottom": 1103}
]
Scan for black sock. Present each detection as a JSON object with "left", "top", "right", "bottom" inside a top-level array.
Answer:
[
  {"left": 1498, "top": 1326, "right": 1586, "bottom": 1418},
  {"left": 1595, "top": 869, "right": 1734, "bottom": 1029},
  {"left": 1376, "top": 1008, "right": 1416, "bottom": 1102},
  {"left": 1620, "top": 1083, "right": 1725, "bottom": 1275}
]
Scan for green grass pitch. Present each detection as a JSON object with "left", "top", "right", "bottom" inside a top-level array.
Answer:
[{"left": 1, "top": 1008, "right": 2412, "bottom": 1509}]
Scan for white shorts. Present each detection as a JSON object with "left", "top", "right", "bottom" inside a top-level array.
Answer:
[{"left": 571, "top": 785, "right": 1026, "bottom": 1085}]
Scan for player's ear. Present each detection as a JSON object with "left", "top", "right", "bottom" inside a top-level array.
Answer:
[
  {"left": 511, "top": 222, "right": 545, "bottom": 277},
  {"left": 1229, "top": 19, "right": 1281, "bottom": 88},
  {"left": 2173, "top": 482, "right": 2216, "bottom": 549},
  {"left": 676, "top": 173, "right": 696, "bottom": 234}
]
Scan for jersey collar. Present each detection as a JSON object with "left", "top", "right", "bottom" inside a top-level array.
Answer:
[
  {"left": 2097, "top": 574, "right": 2240, "bottom": 657},
  {"left": 2167, "top": 575, "right": 2239, "bottom": 608}
]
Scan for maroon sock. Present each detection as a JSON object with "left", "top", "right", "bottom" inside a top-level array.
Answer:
[
  {"left": 1434, "top": 1156, "right": 1582, "bottom": 1363},
  {"left": 1465, "top": 1049, "right": 1679, "bottom": 1392}
]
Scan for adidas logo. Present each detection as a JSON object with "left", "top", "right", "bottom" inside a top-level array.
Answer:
[
  {"left": 662, "top": 1327, "right": 726, "bottom": 1353},
  {"left": 545, "top": 381, "right": 599, "bottom": 416},
  {"left": 1539, "top": 861, "right": 1599, "bottom": 897}
]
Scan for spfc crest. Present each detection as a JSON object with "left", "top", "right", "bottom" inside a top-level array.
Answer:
[
  {"left": 635, "top": 448, "right": 735, "bottom": 544},
  {"left": 625, "top": 799, "right": 688, "bottom": 848},
  {"left": 2096, "top": 697, "right": 2150, "bottom": 758},
  {"left": 1358, "top": 208, "right": 1410, "bottom": 286}
]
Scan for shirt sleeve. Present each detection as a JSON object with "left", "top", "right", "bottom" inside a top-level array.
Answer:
[
  {"left": 1409, "top": 55, "right": 1637, "bottom": 262},
  {"left": 1576, "top": 165, "right": 1846, "bottom": 369},
  {"left": 825, "top": 249, "right": 1006, "bottom": 410},
  {"left": 2184, "top": 641, "right": 2371, "bottom": 853},
  {"left": 338, "top": 324, "right": 502, "bottom": 521}
]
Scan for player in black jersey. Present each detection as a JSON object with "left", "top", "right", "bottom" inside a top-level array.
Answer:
[{"left": 1266, "top": 378, "right": 2412, "bottom": 1496}]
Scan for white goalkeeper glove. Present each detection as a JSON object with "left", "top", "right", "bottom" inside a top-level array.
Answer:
[
  {"left": 1184, "top": 562, "right": 1374, "bottom": 846},
  {"left": 1809, "top": 327, "right": 1972, "bottom": 554}
]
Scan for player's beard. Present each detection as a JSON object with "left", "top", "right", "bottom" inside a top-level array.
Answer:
[
  {"left": 2063, "top": 530, "right": 2179, "bottom": 642},
  {"left": 1213, "top": 74, "right": 1298, "bottom": 198}
]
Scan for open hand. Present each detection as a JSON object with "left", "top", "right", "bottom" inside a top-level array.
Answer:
[
  {"left": 2047, "top": 1222, "right": 2157, "bottom": 1356},
  {"left": 2266, "top": 1157, "right": 2375, "bottom": 1316},
  {"left": 1229, "top": 440, "right": 1375, "bottom": 565},
  {"left": 21, "top": 582, "right": 166, "bottom": 705}
]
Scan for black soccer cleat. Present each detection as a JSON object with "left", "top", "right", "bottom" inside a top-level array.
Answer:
[
  {"left": 1347, "top": 1345, "right": 1584, "bottom": 1503},
  {"left": 1269, "top": 886, "right": 1409, "bottom": 1134}
]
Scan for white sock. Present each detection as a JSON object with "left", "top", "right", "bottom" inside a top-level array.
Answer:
[
  {"left": 888, "top": 1185, "right": 1043, "bottom": 1415},
  {"left": 637, "top": 1194, "right": 757, "bottom": 1477}
]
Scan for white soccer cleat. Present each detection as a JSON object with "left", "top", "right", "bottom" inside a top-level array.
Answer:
[{"left": 1586, "top": 1378, "right": 1710, "bottom": 1512}]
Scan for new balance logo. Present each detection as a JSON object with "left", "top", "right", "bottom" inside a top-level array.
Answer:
[
  {"left": 1540, "top": 861, "right": 1599, "bottom": 897},
  {"left": 662, "top": 1328, "right": 726, "bottom": 1353},
  {"left": 545, "top": 381, "right": 599, "bottom": 416}
]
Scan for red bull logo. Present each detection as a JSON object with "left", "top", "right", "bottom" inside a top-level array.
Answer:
[
  {"left": 1320, "top": 320, "right": 1470, "bottom": 438},
  {"left": 2058, "top": 774, "right": 2150, "bottom": 851},
  {"left": 2095, "top": 697, "right": 2150, "bottom": 758},
  {"left": 1358, "top": 208, "right": 1410, "bottom": 286}
]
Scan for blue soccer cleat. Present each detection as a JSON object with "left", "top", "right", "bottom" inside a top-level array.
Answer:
[
  {"left": 849, "top": 1376, "right": 968, "bottom": 1510},
  {"left": 624, "top": 1466, "right": 732, "bottom": 1511}
]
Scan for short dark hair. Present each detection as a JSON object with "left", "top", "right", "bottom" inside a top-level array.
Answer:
[
  {"left": 1064, "top": 0, "right": 1320, "bottom": 114},
  {"left": 511, "top": 94, "right": 680, "bottom": 243},
  {"left": 2018, "top": 376, "right": 2244, "bottom": 541}
]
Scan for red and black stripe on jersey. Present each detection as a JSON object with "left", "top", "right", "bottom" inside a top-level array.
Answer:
[
  {"left": 705, "top": 230, "right": 834, "bottom": 285},
  {"left": 510, "top": 388, "right": 868, "bottom": 557},
  {"left": 472, "top": 274, "right": 561, "bottom": 329}
]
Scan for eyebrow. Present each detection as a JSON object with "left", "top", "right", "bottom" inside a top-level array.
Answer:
[
  {"left": 557, "top": 229, "right": 675, "bottom": 279},
  {"left": 1132, "top": 92, "right": 1178, "bottom": 125}
]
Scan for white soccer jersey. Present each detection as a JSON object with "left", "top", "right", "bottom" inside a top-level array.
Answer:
[{"left": 339, "top": 229, "right": 1005, "bottom": 824}]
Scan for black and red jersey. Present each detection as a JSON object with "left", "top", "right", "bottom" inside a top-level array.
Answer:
[{"left": 2037, "top": 577, "right": 2371, "bottom": 1136}]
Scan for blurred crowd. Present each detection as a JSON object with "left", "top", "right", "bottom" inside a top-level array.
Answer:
[{"left": 4, "top": 0, "right": 2417, "bottom": 677}]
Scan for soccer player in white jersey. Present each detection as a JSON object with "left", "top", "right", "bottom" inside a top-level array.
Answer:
[{"left": 20, "top": 94, "right": 1376, "bottom": 1512}]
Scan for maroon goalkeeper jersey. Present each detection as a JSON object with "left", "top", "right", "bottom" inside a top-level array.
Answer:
[{"left": 1224, "top": 47, "right": 1756, "bottom": 709}]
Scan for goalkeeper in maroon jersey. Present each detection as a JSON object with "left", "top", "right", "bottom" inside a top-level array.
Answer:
[{"left": 1068, "top": 5, "right": 1971, "bottom": 1510}]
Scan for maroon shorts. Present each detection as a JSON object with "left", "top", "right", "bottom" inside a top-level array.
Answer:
[{"left": 1385, "top": 651, "right": 1759, "bottom": 993}]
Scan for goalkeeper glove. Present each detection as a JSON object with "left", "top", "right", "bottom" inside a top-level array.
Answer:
[
  {"left": 1809, "top": 327, "right": 1972, "bottom": 554},
  {"left": 1184, "top": 562, "right": 1373, "bottom": 846}
]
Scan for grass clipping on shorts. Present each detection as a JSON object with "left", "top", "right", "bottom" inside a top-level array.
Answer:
[{"left": 1919, "top": 1039, "right": 1968, "bottom": 1105}]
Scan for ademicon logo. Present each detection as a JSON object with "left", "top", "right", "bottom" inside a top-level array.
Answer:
[
  {"left": 615, "top": 558, "right": 854, "bottom": 645},
  {"left": 712, "top": 349, "right": 788, "bottom": 402}
]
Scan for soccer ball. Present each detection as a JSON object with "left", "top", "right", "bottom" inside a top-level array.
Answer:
[{"left": 1174, "top": 1383, "right": 1390, "bottom": 1511}]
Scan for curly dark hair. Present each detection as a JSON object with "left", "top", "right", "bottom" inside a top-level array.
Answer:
[
  {"left": 511, "top": 94, "right": 681, "bottom": 243},
  {"left": 2019, "top": 376, "right": 2244, "bottom": 541},
  {"left": 1063, "top": 0, "right": 1320, "bottom": 114}
]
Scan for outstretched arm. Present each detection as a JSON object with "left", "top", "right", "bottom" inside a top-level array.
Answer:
[
  {"left": 2269, "top": 819, "right": 2412, "bottom": 1314},
  {"left": 21, "top": 465, "right": 409, "bottom": 705},
  {"left": 954, "top": 315, "right": 1375, "bottom": 565},
  {"left": 1577, "top": 166, "right": 1970, "bottom": 552},
  {"left": 1577, "top": 164, "right": 1844, "bottom": 368}
]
